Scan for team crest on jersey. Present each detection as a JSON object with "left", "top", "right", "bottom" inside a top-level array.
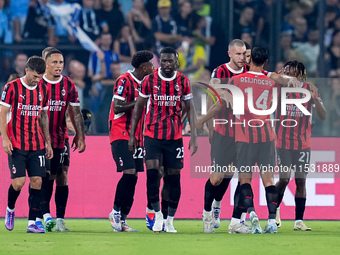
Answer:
[
  {"left": 1, "top": 91, "right": 6, "bottom": 100},
  {"left": 39, "top": 92, "right": 42, "bottom": 101},
  {"left": 175, "top": 85, "right": 179, "bottom": 91},
  {"left": 117, "top": 85, "right": 124, "bottom": 95},
  {"left": 11, "top": 165, "right": 16, "bottom": 174},
  {"left": 119, "top": 157, "right": 123, "bottom": 166},
  {"left": 61, "top": 89, "right": 66, "bottom": 96}
]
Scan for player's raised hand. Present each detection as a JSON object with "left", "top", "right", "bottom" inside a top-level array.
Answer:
[
  {"left": 288, "top": 77, "right": 300, "bottom": 88},
  {"left": 307, "top": 82, "right": 318, "bottom": 99},
  {"left": 2, "top": 138, "right": 13, "bottom": 155},
  {"left": 45, "top": 143, "right": 53, "bottom": 159},
  {"left": 128, "top": 136, "right": 137, "bottom": 152}
]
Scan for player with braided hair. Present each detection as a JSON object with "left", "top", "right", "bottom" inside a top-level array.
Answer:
[{"left": 275, "top": 60, "right": 326, "bottom": 231}]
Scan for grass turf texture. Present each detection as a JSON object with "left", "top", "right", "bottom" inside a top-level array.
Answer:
[{"left": 0, "top": 219, "right": 339, "bottom": 255}]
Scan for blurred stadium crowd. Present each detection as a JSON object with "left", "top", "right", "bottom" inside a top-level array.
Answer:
[{"left": 0, "top": 0, "right": 339, "bottom": 135}]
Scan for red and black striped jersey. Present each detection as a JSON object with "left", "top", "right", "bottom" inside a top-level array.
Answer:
[
  {"left": 275, "top": 82, "right": 321, "bottom": 150},
  {"left": 211, "top": 63, "right": 247, "bottom": 137},
  {"left": 211, "top": 64, "right": 272, "bottom": 137},
  {"left": 109, "top": 70, "right": 144, "bottom": 146},
  {"left": 0, "top": 77, "right": 49, "bottom": 151},
  {"left": 232, "top": 71, "right": 276, "bottom": 143},
  {"left": 140, "top": 68, "right": 192, "bottom": 140},
  {"left": 40, "top": 74, "right": 80, "bottom": 149}
]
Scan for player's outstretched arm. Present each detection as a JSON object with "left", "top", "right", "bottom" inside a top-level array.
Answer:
[
  {"left": 0, "top": 105, "right": 13, "bottom": 155},
  {"left": 40, "top": 109, "right": 53, "bottom": 159},
  {"left": 68, "top": 105, "right": 86, "bottom": 153},
  {"left": 202, "top": 78, "right": 233, "bottom": 110},
  {"left": 201, "top": 78, "right": 227, "bottom": 143},
  {"left": 196, "top": 100, "right": 225, "bottom": 130},
  {"left": 270, "top": 72, "right": 300, "bottom": 87},
  {"left": 114, "top": 98, "right": 136, "bottom": 114},
  {"left": 128, "top": 95, "right": 148, "bottom": 152},
  {"left": 308, "top": 82, "right": 327, "bottom": 121}
]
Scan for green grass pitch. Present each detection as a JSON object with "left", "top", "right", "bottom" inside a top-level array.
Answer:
[{"left": 0, "top": 219, "right": 339, "bottom": 255}]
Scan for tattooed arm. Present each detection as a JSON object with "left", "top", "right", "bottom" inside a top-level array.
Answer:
[
  {"left": 68, "top": 105, "right": 86, "bottom": 153},
  {"left": 39, "top": 109, "right": 53, "bottom": 159}
]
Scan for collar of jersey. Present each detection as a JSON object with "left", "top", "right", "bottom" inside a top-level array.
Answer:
[
  {"left": 43, "top": 74, "right": 63, "bottom": 84},
  {"left": 158, "top": 68, "right": 177, "bottom": 81},
  {"left": 226, "top": 63, "right": 244, "bottom": 74},
  {"left": 128, "top": 70, "right": 142, "bottom": 84},
  {"left": 247, "top": 71, "right": 265, "bottom": 76},
  {"left": 20, "top": 77, "right": 37, "bottom": 90}
]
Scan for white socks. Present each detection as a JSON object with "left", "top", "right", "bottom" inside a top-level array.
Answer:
[{"left": 230, "top": 217, "right": 240, "bottom": 225}]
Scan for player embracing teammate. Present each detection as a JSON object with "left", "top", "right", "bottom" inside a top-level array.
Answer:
[
  {"left": 197, "top": 43, "right": 327, "bottom": 234},
  {"left": 196, "top": 41, "right": 299, "bottom": 234},
  {"left": 275, "top": 61, "right": 326, "bottom": 231},
  {"left": 230, "top": 47, "right": 279, "bottom": 234},
  {"left": 197, "top": 39, "right": 249, "bottom": 234}
]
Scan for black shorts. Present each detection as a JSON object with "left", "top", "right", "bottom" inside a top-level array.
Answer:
[
  {"left": 46, "top": 148, "right": 64, "bottom": 175},
  {"left": 277, "top": 147, "right": 311, "bottom": 173},
  {"left": 144, "top": 136, "right": 184, "bottom": 169},
  {"left": 8, "top": 148, "right": 46, "bottom": 179},
  {"left": 236, "top": 141, "right": 275, "bottom": 173},
  {"left": 111, "top": 140, "right": 144, "bottom": 172},
  {"left": 210, "top": 131, "right": 236, "bottom": 169},
  {"left": 62, "top": 138, "right": 70, "bottom": 167}
]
